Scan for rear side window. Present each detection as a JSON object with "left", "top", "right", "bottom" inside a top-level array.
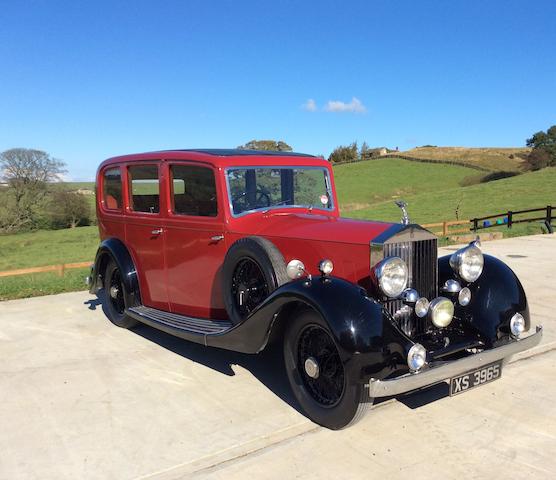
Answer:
[
  {"left": 129, "top": 165, "right": 160, "bottom": 213},
  {"left": 171, "top": 165, "right": 217, "bottom": 217},
  {"left": 103, "top": 167, "right": 122, "bottom": 210}
]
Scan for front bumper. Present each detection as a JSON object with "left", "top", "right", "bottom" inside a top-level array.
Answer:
[{"left": 368, "top": 325, "right": 543, "bottom": 398}]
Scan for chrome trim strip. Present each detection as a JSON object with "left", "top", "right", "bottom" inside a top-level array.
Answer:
[{"left": 368, "top": 326, "right": 543, "bottom": 398}]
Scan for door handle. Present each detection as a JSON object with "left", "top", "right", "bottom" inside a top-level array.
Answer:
[
  {"left": 210, "top": 235, "right": 224, "bottom": 242},
  {"left": 151, "top": 228, "right": 163, "bottom": 235}
]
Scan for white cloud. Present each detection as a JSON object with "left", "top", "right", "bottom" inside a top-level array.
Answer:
[
  {"left": 324, "top": 97, "right": 367, "bottom": 113},
  {"left": 301, "top": 98, "right": 317, "bottom": 111}
]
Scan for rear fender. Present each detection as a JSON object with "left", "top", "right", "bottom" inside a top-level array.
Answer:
[{"left": 90, "top": 238, "right": 141, "bottom": 307}]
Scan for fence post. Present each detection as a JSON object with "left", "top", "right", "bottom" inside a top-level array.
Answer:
[
  {"left": 442, "top": 221, "right": 448, "bottom": 236},
  {"left": 546, "top": 206, "right": 554, "bottom": 234},
  {"left": 57, "top": 264, "right": 65, "bottom": 277},
  {"left": 508, "top": 211, "right": 513, "bottom": 229},
  {"left": 472, "top": 218, "right": 478, "bottom": 232}
]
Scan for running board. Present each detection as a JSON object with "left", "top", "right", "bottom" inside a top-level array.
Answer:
[{"left": 126, "top": 305, "right": 233, "bottom": 346}]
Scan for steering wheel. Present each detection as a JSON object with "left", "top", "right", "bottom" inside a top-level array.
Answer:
[{"left": 232, "top": 186, "right": 271, "bottom": 212}]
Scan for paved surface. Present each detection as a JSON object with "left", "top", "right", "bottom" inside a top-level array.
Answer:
[{"left": 0, "top": 234, "right": 554, "bottom": 479}]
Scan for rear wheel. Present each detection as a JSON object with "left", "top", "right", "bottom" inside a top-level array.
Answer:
[
  {"left": 222, "top": 236, "right": 288, "bottom": 325},
  {"left": 104, "top": 259, "right": 137, "bottom": 329},
  {"left": 283, "top": 309, "right": 369, "bottom": 429}
]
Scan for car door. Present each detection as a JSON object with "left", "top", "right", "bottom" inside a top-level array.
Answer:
[
  {"left": 124, "top": 162, "right": 169, "bottom": 310},
  {"left": 163, "top": 161, "right": 228, "bottom": 319}
]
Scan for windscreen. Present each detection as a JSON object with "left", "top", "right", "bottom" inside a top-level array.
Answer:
[{"left": 226, "top": 167, "right": 333, "bottom": 216}]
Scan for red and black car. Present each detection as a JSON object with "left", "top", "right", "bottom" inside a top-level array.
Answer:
[{"left": 88, "top": 149, "right": 542, "bottom": 429}]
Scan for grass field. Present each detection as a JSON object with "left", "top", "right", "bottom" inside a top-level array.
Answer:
[
  {"left": 395, "top": 146, "right": 530, "bottom": 171},
  {"left": 0, "top": 226, "right": 99, "bottom": 301}
]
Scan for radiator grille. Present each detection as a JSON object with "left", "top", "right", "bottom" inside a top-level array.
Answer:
[{"left": 384, "top": 238, "right": 438, "bottom": 334}]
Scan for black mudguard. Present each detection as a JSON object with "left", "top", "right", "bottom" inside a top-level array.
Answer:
[
  {"left": 208, "top": 276, "right": 412, "bottom": 381},
  {"left": 89, "top": 238, "right": 141, "bottom": 308},
  {"left": 439, "top": 253, "right": 530, "bottom": 345}
]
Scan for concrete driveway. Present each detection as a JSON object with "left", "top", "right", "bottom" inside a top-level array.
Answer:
[{"left": 0, "top": 234, "right": 555, "bottom": 479}]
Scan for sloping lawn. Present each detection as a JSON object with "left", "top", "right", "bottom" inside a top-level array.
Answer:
[
  {"left": 334, "top": 158, "right": 476, "bottom": 210},
  {"left": 0, "top": 226, "right": 99, "bottom": 301}
]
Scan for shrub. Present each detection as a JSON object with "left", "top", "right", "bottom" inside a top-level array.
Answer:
[{"left": 48, "top": 190, "right": 91, "bottom": 229}]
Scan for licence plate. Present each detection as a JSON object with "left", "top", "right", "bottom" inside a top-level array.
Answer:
[{"left": 449, "top": 361, "right": 502, "bottom": 396}]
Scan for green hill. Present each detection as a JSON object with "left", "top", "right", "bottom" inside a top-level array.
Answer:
[
  {"left": 334, "top": 158, "right": 475, "bottom": 211},
  {"left": 338, "top": 166, "right": 556, "bottom": 225}
]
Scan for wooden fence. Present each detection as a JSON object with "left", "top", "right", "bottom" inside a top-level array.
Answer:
[
  {"left": 0, "top": 261, "right": 91, "bottom": 279},
  {"left": 471, "top": 205, "right": 554, "bottom": 233},
  {"left": 422, "top": 205, "right": 554, "bottom": 236},
  {"left": 421, "top": 220, "right": 471, "bottom": 236}
]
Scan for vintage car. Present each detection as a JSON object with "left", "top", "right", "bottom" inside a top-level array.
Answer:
[{"left": 88, "top": 149, "right": 542, "bottom": 429}]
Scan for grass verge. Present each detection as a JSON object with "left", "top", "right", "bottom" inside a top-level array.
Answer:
[{"left": 0, "top": 226, "right": 99, "bottom": 301}]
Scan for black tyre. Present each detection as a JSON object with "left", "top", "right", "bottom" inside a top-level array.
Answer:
[
  {"left": 284, "top": 309, "right": 369, "bottom": 429},
  {"left": 222, "top": 236, "right": 288, "bottom": 325},
  {"left": 104, "top": 259, "right": 138, "bottom": 329}
]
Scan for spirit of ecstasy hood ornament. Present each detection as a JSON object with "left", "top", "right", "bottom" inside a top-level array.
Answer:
[{"left": 394, "top": 200, "right": 410, "bottom": 225}]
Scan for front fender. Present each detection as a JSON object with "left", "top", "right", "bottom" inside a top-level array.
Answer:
[
  {"left": 207, "top": 276, "right": 412, "bottom": 380},
  {"left": 439, "top": 253, "right": 530, "bottom": 344}
]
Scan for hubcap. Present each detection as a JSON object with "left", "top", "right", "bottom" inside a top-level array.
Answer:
[
  {"left": 304, "top": 357, "right": 320, "bottom": 379},
  {"left": 231, "top": 258, "right": 268, "bottom": 317},
  {"left": 108, "top": 268, "right": 125, "bottom": 315},
  {"left": 297, "top": 325, "right": 345, "bottom": 407},
  {"left": 109, "top": 285, "right": 120, "bottom": 299}
]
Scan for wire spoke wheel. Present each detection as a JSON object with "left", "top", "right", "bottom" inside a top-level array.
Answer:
[
  {"left": 108, "top": 267, "right": 125, "bottom": 315},
  {"left": 297, "top": 325, "right": 345, "bottom": 407},
  {"left": 231, "top": 258, "right": 269, "bottom": 317}
]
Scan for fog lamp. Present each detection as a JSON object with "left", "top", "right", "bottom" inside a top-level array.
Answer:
[
  {"left": 414, "top": 297, "right": 430, "bottom": 318},
  {"left": 407, "top": 343, "right": 427, "bottom": 371},
  {"left": 318, "top": 259, "right": 334, "bottom": 276},
  {"left": 458, "top": 287, "right": 471, "bottom": 306},
  {"left": 442, "top": 279, "right": 462, "bottom": 293},
  {"left": 401, "top": 288, "right": 419, "bottom": 304},
  {"left": 510, "top": 312, "right": 526, "bottom": 337},
  {"left": 286, "top": 259, "right": 306, "bottom": 280},
  {"left": 429, "top": 297, "right": 454, "bottom": 328}
]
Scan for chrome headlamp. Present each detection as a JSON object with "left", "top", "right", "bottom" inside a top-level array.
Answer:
[
  {"left": 449, "top": 242, "right": 484, "bottom": 283},
  {"left": 374, "top": 256, "right": 409, "bottom": 298}
]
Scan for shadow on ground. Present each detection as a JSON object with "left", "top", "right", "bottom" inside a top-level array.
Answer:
[
  {"left": 85, "top": 292, "right": 449, "bottom": 418},
  {"left": 85, "top": 291, "right": 302, "bottom": 414}
]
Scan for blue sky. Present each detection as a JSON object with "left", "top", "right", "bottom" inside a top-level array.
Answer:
[{"left": 1, "top": 0, "right": 555, "bottom": 180}]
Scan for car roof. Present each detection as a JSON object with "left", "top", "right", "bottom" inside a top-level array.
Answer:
[{"left": 99, "top": 149, "right": 330, "bottom": 169}]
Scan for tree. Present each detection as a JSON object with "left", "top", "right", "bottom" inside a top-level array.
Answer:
[
  {"left": 328, "top": 142, "right": 358, "bottom": 164},
  {"left": 0, "top": 148, "right": 66, "bottom": 231},
  {"left": 522, "top": 148, "right": 552, "bottom": 171},
  {"left": 360, "top": 142, "right": 371, "bottom": 160},
  {"left": 237, "top": 140, "right": 293, "bottom": 151},
  {"left": 48, "top": 190, "right": 91, "bottom": 228},
  {"left": 523, "top": 125, "right": 556, "bottom": 170}
]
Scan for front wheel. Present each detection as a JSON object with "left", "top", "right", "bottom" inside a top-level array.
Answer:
[{"left": 283, "top": 309, "right": 370, "bottom": 429}]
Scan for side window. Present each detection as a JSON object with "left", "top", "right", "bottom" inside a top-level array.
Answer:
[
  {"left": 103, "top": 167, "right": 122, "bottom": 210},
  {"left": 129, "top": 165, "right": 160, "bottom": 213},
  {"left": 171, "top": 165, "right": 217, "bottom": 217}
]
